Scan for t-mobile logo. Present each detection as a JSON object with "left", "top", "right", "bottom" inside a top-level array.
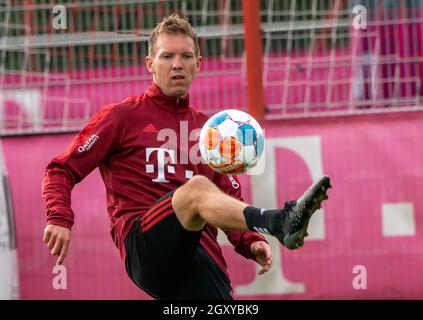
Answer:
[{"left": 145, "top": 148, "right": 193, "bottom": 182}]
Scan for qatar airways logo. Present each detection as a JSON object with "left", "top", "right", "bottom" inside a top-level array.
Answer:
[
  {"left": 228, "top": 175, "right": 240, "bottom": 189},
  {"left": 78, "top": 134, "right": 99, "bottom": 153}
]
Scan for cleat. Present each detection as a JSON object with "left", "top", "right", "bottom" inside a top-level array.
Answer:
[{"left": 275, "top": 176, "right": 331, "bottom": 250}]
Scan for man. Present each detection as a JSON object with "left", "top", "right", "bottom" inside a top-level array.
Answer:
[{"left": 42, "top": 14, "right": 331, "bottom": 300}]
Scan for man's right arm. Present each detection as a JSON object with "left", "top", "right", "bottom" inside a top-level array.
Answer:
[
  {"left": 42, "top": 103, "right": 122, "bottom": 265},
  {"left": 42, "top": 160, "right": 77, "bottom": 265}
]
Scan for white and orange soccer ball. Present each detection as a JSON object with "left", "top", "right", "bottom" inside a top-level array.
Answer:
[{"left": 199, "top": 109, "right": 265, "bottom": 175}]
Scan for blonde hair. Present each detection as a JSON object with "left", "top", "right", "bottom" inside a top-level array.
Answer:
[{"left": 148, "top": 13, "right": 200, "bottom": 57}]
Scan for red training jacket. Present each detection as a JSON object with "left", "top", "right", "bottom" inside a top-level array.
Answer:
[{"left": 42, "top": 82, "right": 266, "bottom": 281}]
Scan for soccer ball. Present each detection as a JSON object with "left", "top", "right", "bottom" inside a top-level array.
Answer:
[{"left": 199, "top": 109, "right": 265, "bottom": 175}]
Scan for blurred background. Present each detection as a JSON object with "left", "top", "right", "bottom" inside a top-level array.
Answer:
[{"left": 0, "top": 0, "right": 422, "bottom": 299}]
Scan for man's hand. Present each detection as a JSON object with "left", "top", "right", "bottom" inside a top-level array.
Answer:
[
  {"left": 43, "top": 224, "right": 71, "bottom": 265},
  {"left": 250, "top": 240, "right": 273, "bottom": 275}
]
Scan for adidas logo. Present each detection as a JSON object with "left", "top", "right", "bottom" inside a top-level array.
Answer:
[
  {"left": 143, "top": 123, "right": 158, "bottom": 133},
  {"left": 253, "top": 226, "right": 271, "bottom": 235}
]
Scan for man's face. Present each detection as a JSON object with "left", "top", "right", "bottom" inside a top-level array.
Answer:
[{"left": 146, "top": 33, "right": 202, "bottom": 98}]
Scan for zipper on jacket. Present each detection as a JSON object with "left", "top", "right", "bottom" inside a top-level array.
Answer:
[{"left": 175, "top": 98, "right": 179, "bottom": 114}]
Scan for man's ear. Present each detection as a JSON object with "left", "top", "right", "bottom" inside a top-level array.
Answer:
[
  {"left": 145, "top": 56, "right": 154, "bottom": 74},
  {"left": 196, "top": 55, "right": 202, "bottom": 73}
]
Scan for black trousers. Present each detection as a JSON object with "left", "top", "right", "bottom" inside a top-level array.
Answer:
[{"left": 124, "top": 190, "right": 233, "bottom": 300}]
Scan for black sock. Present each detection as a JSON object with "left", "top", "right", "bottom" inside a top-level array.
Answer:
[{"left": 243, "top": 206, "right": 283, "bottom": 235}]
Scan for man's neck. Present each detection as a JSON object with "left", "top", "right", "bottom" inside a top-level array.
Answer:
[{"left": 153, "top": 81, "right": 187, "bottom": 99}]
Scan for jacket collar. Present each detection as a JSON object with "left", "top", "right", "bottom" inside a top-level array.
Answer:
[{"left": 145, "top": 82, "right": 190, "bottom": 114}]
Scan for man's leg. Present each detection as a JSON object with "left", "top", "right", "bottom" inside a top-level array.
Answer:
[
  {"left": 126, "top": 190, "right": 233, "bottom": 299},
  {"left": 172, "top": 175, "right": 331, "bottom": 249},
  {"left": 172, "top": 175, "right": 248, "bottom": 231}
]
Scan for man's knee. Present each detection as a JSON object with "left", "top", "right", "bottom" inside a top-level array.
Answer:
[
  {"left": 173, "top": 175, "right": 216, "bottom": 211},
  {"left": 172, "top": 175, "right": 218, "bottom": 230},
  {"left": 187, "top": 175, "right": 217, "bottom": 190},
  {"left": 177, "top": 175, "right": 217, "bottom": 202}
]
